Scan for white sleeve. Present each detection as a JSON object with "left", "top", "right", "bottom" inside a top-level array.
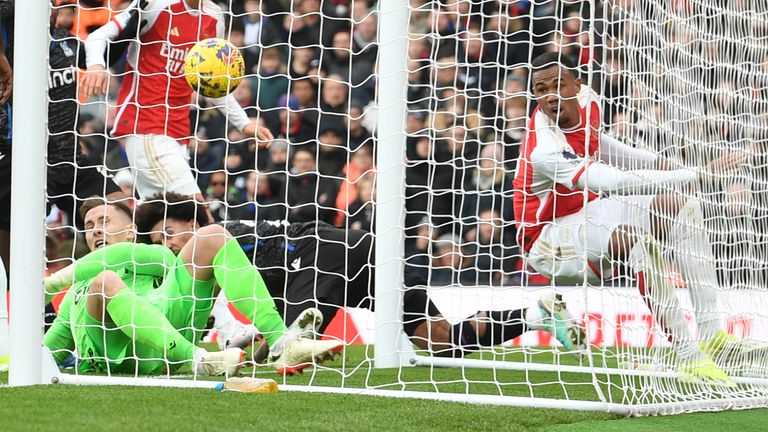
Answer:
[
  {"left": 531, "top": 147, "right": 591, "bottom": 190},
  {"left": 206, "top": 94, "right": 251, "bottom": 132},
  {"left": 598, "top": 134, "right": 658, "bottom": 169},
  {"left": 83, "top": 0, "right": 164, "bottom": 68},
  {"left": 84, "top": 19, "right": 121, "bottom": 68},
  {"left": 575, "top": 161, "right": 698, "bottom": 195}
]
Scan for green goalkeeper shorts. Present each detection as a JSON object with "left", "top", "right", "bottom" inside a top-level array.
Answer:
[{"left": 146, "top": 253, "right": 217, "bottom": 345}]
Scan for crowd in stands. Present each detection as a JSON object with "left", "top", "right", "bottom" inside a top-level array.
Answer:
[{"left": 46, "top": 0, "right": 767, "bottom": 288}]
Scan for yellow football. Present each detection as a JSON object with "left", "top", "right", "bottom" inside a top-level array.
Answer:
[{"left": 184, "top": 38, "right": 245, "bottom": 98}]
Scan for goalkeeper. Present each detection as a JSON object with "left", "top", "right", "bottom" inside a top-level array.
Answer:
[
  {"left": 513, "top": 52, "right": 749, "bottom": 385},
  {"left": 135, "top": 192, "right": 589, "bottom": 361},
  {"left": 44, "top": 198, "right": 343, "bottom": 376}
]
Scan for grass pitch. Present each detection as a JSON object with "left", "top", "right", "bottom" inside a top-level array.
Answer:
[{"left": 1, "top": 345, "right": 767, "bottom": 431}]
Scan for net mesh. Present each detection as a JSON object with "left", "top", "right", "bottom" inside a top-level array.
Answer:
[{"left": 31, "top": 0, "right": 768, "bottom": 413}]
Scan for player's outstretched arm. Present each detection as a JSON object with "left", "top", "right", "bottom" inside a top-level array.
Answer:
[
  {"left": 45, "top": 243, "right": 175, "bottom": 293},
  {"left": 598, "top": 134, "right": 658, "bottom": 169},
  {"left": 534, "top": 147, "right": 745, "bottom": 196},
  {"left": 206, "top": 95, "right": 274, "bottom": 148}
]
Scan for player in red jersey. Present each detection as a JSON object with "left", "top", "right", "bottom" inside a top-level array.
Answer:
[
  {"left": 80, "top": 0, "right": 273, "bottom": 350},
  {"left": 81, "top": 0, "right": 272, "bottom": 202},
  {"left": 513, "top": 52, "right": 748, "bottom": 385}
]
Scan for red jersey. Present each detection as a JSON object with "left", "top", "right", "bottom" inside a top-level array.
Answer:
[
  {"left": 512, "top": 85, "right": 602, "bottom": 252},
  {"left": 110, "top": 0, "right": 224, "bottom": 143}
]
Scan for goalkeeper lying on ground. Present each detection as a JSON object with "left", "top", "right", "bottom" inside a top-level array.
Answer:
[
  {"left": 135, "top": 192, "right": 588, "bottom": 362},
  {"left": 44, "top": 198, "right": 342, "bottom": 376}
]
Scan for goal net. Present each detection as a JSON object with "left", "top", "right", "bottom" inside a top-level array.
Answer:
[{"left": 6, "top": 0, "right": 768, "bottom": 415}]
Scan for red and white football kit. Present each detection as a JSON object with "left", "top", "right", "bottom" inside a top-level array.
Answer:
[
  {"left": 512, "top": 85, "right": 681, "bottom": 283},
  {"left": 85, "top": 0, "right": 250, "bottom": 198}
]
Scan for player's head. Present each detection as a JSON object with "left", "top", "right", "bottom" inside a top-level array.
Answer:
[
  {"left": 79, "top": 198, "right": 136, "bottom": 251},
  {"left": 134, "top": 193, "right": 209, "bottom": 254},
  {"left": 530, "top": 52, "right": 582, "bottom": 129}
]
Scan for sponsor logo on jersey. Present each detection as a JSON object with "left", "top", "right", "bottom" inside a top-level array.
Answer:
[
  {"left": 159, "top": 42, "right": 190, "bottom": 75},
  {"left": 48, "top": 67, "right": 76, "bottom": 89}
]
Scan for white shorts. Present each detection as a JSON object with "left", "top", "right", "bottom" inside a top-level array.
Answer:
[
  {"left": 527, "top": 195, "right": 654, "bottom": 284},
  {"left": 124, "top": 134, "right": 201, "bottom": 199}
]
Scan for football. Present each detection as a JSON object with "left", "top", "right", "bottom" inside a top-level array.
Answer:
[{"left": 184, "top": 38, "right": 245, "bottom": 98}]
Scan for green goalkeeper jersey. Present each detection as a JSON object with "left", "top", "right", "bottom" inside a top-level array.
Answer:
[{"left": 43, "top": 243, "right": 174, "bottom": 372}]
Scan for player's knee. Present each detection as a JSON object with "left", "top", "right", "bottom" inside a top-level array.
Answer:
[
  {"left": 89, "top": 270, "right": 125, "bottom": 297},
  {"left": 194, "top": 224, "right": 230, "bottom": 246},
  {"left": 652, "top": 194, "right": 685, "bottom": 218}
]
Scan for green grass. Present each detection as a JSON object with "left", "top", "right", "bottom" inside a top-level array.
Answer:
[{"left": 1, "top": 345, "right": 767, "bottom": 431}]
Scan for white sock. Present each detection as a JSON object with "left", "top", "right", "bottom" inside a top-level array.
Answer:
[
  {"left": 630, "top": 235, "right": 704, "bottom": 362},
  {"left": 668, "top": 200, "right": 722, "bottom": 341},
  {"left": 193, "top": 347, "right": 208, "bottom": 374},
  {"left": 212, "top": 291, "right": 236, "bottom": 331}
]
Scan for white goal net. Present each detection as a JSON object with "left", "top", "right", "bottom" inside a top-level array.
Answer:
[{"left": 5, "top": 0, "right": 768, "bottom": 416}]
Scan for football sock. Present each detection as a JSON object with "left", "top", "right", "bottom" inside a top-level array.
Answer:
[
  {"left": 669, "top": 200, "right": 721, "bottom": 341},
  {"left": 212, "top": 238, "right": 287, "bottom": 347},
  {"left": 211, "top": 290, "right": 238, "bottom": 331},
  {"left": 477, "top": 309, "right": 527, "bottom": 346},
  {"left": 629, "top": 235, "right": 704, "bottom": 362},
  {"left": 451, "top": 320, "right": 479, "bottom": 355},
  {"left": 105, "top": 288, "right": 196, "bottom": 363}
]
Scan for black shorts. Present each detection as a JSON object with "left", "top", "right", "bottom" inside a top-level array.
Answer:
[
  {"left": 47, "top": 147, "right": 121, "bottom": 229},
  {"left": 0, "top": 145, "right": 10, "bottom": 230},
  {"left": 274, "top": 227, "right": 375, "bottom": 331}
]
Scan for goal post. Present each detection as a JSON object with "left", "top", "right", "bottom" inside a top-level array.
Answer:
[
  {"left": 8, "top": 0, "right": 49, "bottom": 387},
  {"left": 373, "top": 0, "right": 409, "bottom": 370},
  {"left": 7, "top": 0, "right": 768, "bottom": 416}
]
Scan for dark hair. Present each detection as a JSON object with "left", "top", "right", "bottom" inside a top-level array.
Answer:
[
  {"left": 530, "top": 52, "right": 578, "bottom": 77},
  {"left": 79, "top": 196, "right": 133, "bottom": 222},
  {"left": 134, "top": 193, "right": 209, "bottom": 242}
]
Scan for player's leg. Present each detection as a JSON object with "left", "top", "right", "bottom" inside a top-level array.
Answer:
[
  {"left": 661, "top": 197, "right": 734, "bottom": 351},
  {"left": 606, "top": 196, "right": 733, "bottom": 384},
  {"left": 402, "top": 280, "right": 585, "bottom": 357},
  {"left": 88, "top": 270, "right": 244, "bottom": 376},
  {"left": 179, "top": 224, "right": 343, "bottom": 374}
]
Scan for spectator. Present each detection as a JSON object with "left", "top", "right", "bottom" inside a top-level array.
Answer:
[
  {"left": 286, "top": 148, "right": 339, "bottom": 224},
  {"left": 264, "top": 138, "right": 289, "bottom": 173},
  {"left": 334, "top": 143, "right": 375, "bottom": 225},
  {"left": 240, "top": 0, "right": 281, "bottom": 68},
  {"left": 281, "top": 0, "right": 322, "bottom": 48},
  {"left": 316, "top": 120, "right": 347, "bottom": 176},
  {"left": 204, "top": 171, "right": 231, "bottom": 222},
  {"left": 321, "top": 27, "right": 375, "bottom": 87},
  {"left": 346, "top": 172, "right": 375, "bottom": 232},
  {"left": 429, "top": 233, "right": 476, "bottom": 286},
  {"left": 289, "top": 47, "right": 318, "bottom": 78},
  {"left": 347, "top": 102, "right": 374, "bottom": 151},
  {"left": 252, "top": 47, "right": 289, "bottom": 110},
  {"left": 191, "top": 128, "right": 224, "bottom": 192},
  {"left": 463, "top": 208, "right": 519, "bottom": 286},
  {"left": 460, "top": 142, "right": 514, "bottom": 226},
  {"left": 229, "top": 171, "right": 287, "bottom": 221},
  {"left": 275, "top": 94, "right": 316, "bottom": 146}
]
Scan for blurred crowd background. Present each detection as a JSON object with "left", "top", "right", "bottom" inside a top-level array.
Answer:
[{"left": 47, "top": 0, "right": 768, "bottom": 288}]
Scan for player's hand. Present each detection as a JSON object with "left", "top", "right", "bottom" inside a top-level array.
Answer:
[
  {"left": 243, "top": 119, "right": 274, "bottom": 149},
  {"left": 81, "top": 65, "right": 109, "bottom": 98},
  {"left": 0, "top": 52, "right": 12, "bottom": 104},
  {"left": 699, "top": 152, "right": 747, "bottom": 181}
]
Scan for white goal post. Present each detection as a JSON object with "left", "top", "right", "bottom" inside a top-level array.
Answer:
[{"left": 8, "top": 0, "right": 768, "bottom": 417}]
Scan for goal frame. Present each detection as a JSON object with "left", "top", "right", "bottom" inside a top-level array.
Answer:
[{"left": 8, "top": 0, "right": 768, "bottom": 417}]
